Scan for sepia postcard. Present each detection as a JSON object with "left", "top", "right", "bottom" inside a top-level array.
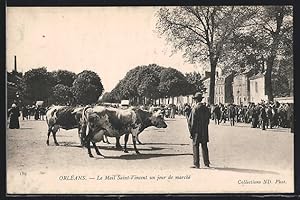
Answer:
[{"left": 6, "top": 6, "right": 294, "bottom": 194}]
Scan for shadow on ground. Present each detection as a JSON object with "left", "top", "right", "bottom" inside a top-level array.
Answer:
[
  {"left": 143, "top": 142, "right": 189, "bottom": 146},
  {"left": 57, "top": 142, "right": 170, "bottom": 152},
  {"left": 94, "top": 153, "right": 193, "bottom": 160}
]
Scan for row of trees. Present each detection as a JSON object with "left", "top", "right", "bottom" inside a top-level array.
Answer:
[
  {"left": 13, "top": 68, "right": 104, "bottom": 106},
  {"left": 156, "top": 6, "right": 293, "bottom": 104},
  {"left": 101, "top": 64, "right": 205, "bottom": 104}
]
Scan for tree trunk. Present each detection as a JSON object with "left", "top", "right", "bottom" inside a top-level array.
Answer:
[
  {"left": 209, "top": 61, "right": 217, "bottom": 105},
  {"left": 265, "top": 58, "right": 274, "bottom": 101}
]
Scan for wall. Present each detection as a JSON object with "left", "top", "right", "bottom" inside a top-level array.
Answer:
[{"left": 250, "top": 76, "right": 266, "bottom": 103}]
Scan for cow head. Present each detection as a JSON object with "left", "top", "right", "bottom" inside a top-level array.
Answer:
[{"left": 150, "top": 110, "right": 167, "bottom": 128}]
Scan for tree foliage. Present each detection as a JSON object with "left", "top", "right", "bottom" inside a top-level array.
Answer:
[
  {"left": 185, "top": 72, "right": 206, "bottom": 95},
  {"left": 108, "top": 64, "right": 191, "bottom": 104},
  {"left": 23, "top": 67, "right": 56, "bottom": 102},
  {"left": 49, "top": 84, "right": 74, "bottom": 105},
  {"left": 51, "top": 70, "right": 77, "bottom": 87},
  {"left": 72, "top": 70, "right": 104, "bottom": 105},
  {"left": 156, "top": 6, "right": 257, "bottom": 104},
  {"left": 158, "top": 67, "right": 190, "bottom": 97},
  {"left": 222, "top": 6, "right": 293, "bottom": 100},
  {"left": 110, "top": 64, "right": 164, "bottom": 104}
]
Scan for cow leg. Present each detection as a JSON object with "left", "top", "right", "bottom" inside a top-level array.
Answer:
[
  {"left": 78, "top": 128, "right": 83, "bottom": 147},
  {"left": 87, "top": 141, "right": 94, "bottom": 158},
  {"left": 124, "top": 134, "right": 129, "bottom": 153},
  {"left": 132, "top": 135, "right": 140, "bottom": 154},
  {"left": 78, "top": 125, "right": 86, "bottom": 147},
  {"left": 46, "top": 128, "right": 51, "bottom": 145},
  {"left": 115, "top": 137, "right": 122, "bottom": 149},
  {"left": 50, "top": 126, "right": 60, "bottom": 146},
  {"left": 92, "top": 142, "right": 104, "bottom": 157},
  {"left": 53, "top": 132, "right": 59, "bottom": 146}
]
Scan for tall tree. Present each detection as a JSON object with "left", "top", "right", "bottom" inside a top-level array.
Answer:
[
  {"left": 23, "top": 67, "right": 56, "bottom": 102},
  {"left": 185, "top": 72, "right": 206, "bottom": 95},
  {"left": 51, "top": 70, "right": 77, "bottom": 87},
  {"left": 111, "top": 64, "right": 164, "bottom": 104},
  {"left": 158, "top": 67, "right": 190, "bottom": 99},
  {"left": 256, "top": 6, "right": 292, "bottom": 101},
  {"left": 156, "top": 6, "right": 257, "bottom": 105},
  {"left": 223, "top": 6, "right": 292, "bottom": 100},
  {"left": 49, "top": 84, "right": 74, "bottom": 105},
  {"left": 72, "top": 70, "right": 104, "bottom": 105}
]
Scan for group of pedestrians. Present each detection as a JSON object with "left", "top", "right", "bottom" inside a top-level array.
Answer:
[
  {"left": 211, "top": 102, "right": 294, "bottom": 132},
  {"left": 20, "top": 105, "right": 47, "bottom": 121},
  {"left": 7, "top": 103, "right": 48, "bottom": 129}
]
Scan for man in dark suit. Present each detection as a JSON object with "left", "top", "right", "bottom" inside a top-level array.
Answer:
[{"left": 188, "top": 92, "right": 210, "bottom": 169}]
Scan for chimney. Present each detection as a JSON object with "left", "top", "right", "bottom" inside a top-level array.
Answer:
[{"left": 14, "top": 55, "right": 17, "bottom": 72}]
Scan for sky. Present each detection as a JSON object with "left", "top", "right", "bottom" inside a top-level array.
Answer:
[{"left": 7, "top": 7, "right": 205, "bottom": 92}]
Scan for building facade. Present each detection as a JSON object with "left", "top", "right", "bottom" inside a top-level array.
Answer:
[
  {"left": 249, "top": 72, "right": 267, "bottom": 103},
  {"left": 214, "top": 73, "right": 234, "bottom": 104},
  {"left": 232, "top": 69, "right": 255, "bottom": 105},
  {"left": 202, "top": 77, "right": 210, "bottom": 104}
]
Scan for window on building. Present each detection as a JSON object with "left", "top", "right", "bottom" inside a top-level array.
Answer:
[{"left": 255, "top": 82, "right": 258, "bottom": 93}]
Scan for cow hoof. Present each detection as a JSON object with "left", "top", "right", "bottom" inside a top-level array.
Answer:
[
  {"left": 124, "top": 150, "right": 129, "bottom": 153},
  {"left": 55, "top": 143, "right": 60, "bottom": 146},
  {"left": 46, "top": 141, "right": 49, "bottom": 146},
  {"left": 116, "top": 146, "right": 123, "bottom": 150},
  {"left": 89, "top": 154, "right": 94, "bottom": 158},
  {"left": 136, "top": 151, "right": 141, "bottom": 155}
]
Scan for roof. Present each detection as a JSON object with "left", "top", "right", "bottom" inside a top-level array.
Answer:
[{"left": 249, "top": 72, "right": 265, "bottom": 80}]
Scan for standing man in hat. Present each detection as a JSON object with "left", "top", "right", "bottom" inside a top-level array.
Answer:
[{"left": 188, "top": 92, "right": 211, "bottom": 168}]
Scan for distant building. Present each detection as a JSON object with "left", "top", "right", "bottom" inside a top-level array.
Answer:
[
  {"left": 215, "top": 72, "right": 234, "bottom": 104},
  {"left": 232, "top": 69, "right": 255, "bottom": 105},
  {"left": 202, "top": 77, "right": 210, "bottom": 104},
  {"left": 201, "top": 71, "right": 211, "bottom": 104},
  {"left": 249, "top": 72, "right": 267, "bottom": 103}
]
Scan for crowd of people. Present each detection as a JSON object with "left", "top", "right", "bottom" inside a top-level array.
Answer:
[
  {"left": 7, "top": 102, "right": 47, "bottom": 129},
  {"left": 20, "top": 104, "right": 47, "bottom": 121},
  {"left": 209, "top": 101, "right": 294, "bottom": 132},
  {"left": 147, "top": 100, "right": 294, "bottom": 133}
]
